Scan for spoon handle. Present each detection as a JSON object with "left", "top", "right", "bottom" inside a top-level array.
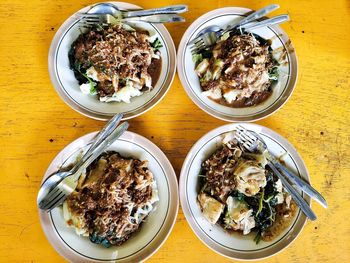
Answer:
[
  {"left": 73, "top": 122, "right": 129, "bottom": 181},
  {"left": 268, "top": 163, "right": 317, "bottom": 221},
  {"left": 241, "top": 14, "right": 289, "bottom": 31},
  {"left": 122, "top": 14, "right": 185, "bottom": 23},
  {"left": 123, "top": 5, "right": 188, "bottom": 18},
  {"left": 71, "top": 114, "right": 123, "bottom": 173},
  {"left": 221, "top": 4, "right": 279, "bottom": 36},
  {"left": 273, "top": 161, "right": 328, "bottom": 208},
  {"left": 238, "top": 4, "right": 279, "bottom": 27}
]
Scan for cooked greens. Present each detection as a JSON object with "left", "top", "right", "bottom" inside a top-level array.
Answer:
[
  {"left": 151, "top": 38, "right": 163, "bottom": 52},
  {"left": 69, "top": 24, "right": 161, "bottom": 103},
  {"left": 197, "top": 132, "right": 295, "bottom": 243}
]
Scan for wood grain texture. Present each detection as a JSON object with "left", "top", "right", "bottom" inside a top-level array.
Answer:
[{"left": 0, "top": 0, "right": 349, "bottom": 262}]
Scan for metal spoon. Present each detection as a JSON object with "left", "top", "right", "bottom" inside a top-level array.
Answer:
[
  {"left": 189, "top": 4, "right": 280, "bottom": 53},
  {"left": 37, "top": 113, "right": 123, "bottom": 210},
  {"left": 241, "top": 127, "right": 327, "bottom": 209},
  {"left": 86, "top": 3, "right": 187, "bottom": 19},
  {"left": 38, "top": 121, "right": 129, "bottom": 211}
]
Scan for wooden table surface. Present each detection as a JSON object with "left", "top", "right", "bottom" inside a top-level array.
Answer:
[{"left": 0, "top": 0, "right": 349, "bottom": 262}]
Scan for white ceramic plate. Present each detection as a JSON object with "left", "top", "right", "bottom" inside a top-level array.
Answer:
[
  {"left": 39, "top": 131, "right": 178, "bottom": 262},
  {"left": 177, "top": 7, "right": 298, "bottom": 122},
  {"left": 179, "top": 123, "right": 310, "bottom": 260},
  {"left": 49, "top": 2, "right": 176, "bottom": 121}
]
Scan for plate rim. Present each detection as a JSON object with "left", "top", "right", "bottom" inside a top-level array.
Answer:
[
  {"left": 176, "top": 7, "right": 298, "bottom": 122},
  {"left": 38, "top": 130, "right": 179, "bottom": 262},
  {"left": 179, "top": 123, "right": 310, "bottom": 260},
  {"left": 48, "top": 1, "right": 177, "bottom": 121}
]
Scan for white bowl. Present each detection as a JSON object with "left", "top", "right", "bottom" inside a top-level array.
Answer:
[
  {"left": 179, "top": 123, "right": 310, "bottom": 260},
  {"left": 39, "top": 131, "right": 179, "bottom": 262},
  {"left": 177, "top": 7, "right": 298, "bottom": 122},
  {"left": 49, "top": 2, "right": 176, "bottom": 121}
]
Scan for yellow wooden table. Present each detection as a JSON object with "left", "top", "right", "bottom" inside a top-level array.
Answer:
[{"left": 0, "top": 0, "right": 349, "bottom": 262}]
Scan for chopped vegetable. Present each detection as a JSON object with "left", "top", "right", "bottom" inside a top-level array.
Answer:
[
  {"left": 151, "top": 38, "right": 163, "bottom": 52},
  {"left": 198, "top": 193, "right": 225, "bottom": 224},
  {"left": 195, "top": 58, "right": 210, "bottom": 76},
  {"left": 192, "top": 53, "right": 203, "bottom": 65},
  {"left": 268, "top": 66, "right": 279, "bottom": 81},
  {"left": 212, "top": 59, "right": 224, "bottom": 80},
  {"left": 256, "top": 189, "right": 265, "bottom": 216},
  {"left": 197, "top": 132, "right": 296, "bottom": 244}
]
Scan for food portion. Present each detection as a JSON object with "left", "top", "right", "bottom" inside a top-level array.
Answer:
[
  {"left": 197, "top": 133, "right": 296, "bottom": 243},
  {"left": 63, "top": 152, "right": 159, "bottom": 247},
  {"left": 69, "top": 24, "right": 163, "bottom": 103},
  {"left": 193, "top": 33, "right": 279, "bottom": 107}
]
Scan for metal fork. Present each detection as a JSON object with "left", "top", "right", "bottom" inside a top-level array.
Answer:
[
  {"left": 37, "top": 113, "right": 123, "bottom": 210},
  {"left": 188, "top": 4, "right": 279, "bottom": 54},
  {"left": 233, "top": 125, "right": 319, "bottom": 221},
  {"left": 38, "top": 121, "right": 129, "bottom": 212},
  {"left": 190, "top": 14, "right": 289, "bottom": 54},
  {"left": 78, "top": 13, "right": 185, "bottom": 27}
]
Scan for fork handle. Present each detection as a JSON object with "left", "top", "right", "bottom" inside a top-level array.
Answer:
[
  {"left": 220, "top": 4, "right": 279, "bottom": 36},
  {"left": 70, "top": 114, "right": 123, "bottom": 174},
  {"left": 122, "top": 14, "right": 185, "bottom": 23},
  {"left": 238, "top": 4, "right": 279, "bottom": 26},
  {"left": 241, "top": 14, "right": 289, "bottom": 31},
  {"left": 268, "top": 163, "right": 317, "bottom": 221},
  {"left": 73, "top": 122, "right": 129, "bottom": 181},
  {"left": 273, "top": 161, "right": 328, "bottom": 208},
  {"left": 123, "top": 5, "right": 188, "bottom": 18}
]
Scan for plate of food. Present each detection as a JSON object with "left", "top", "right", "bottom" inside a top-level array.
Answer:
[
  {"left": 177, "top": 7, "right": 298, "bottom": 122},
  {"left": 179, "top": 123, "right": 310, "bottom": 260},
  {"left": 39, "top": 131, "right": 178, "bottom": 262},
  {"left": 49, "top": 2, "right": 177, "bottom": 120}
]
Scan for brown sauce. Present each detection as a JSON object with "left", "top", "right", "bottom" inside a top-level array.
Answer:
[
  {"left": 148, "top": 57, "right": 162, "bottom": 87},
  {"left": 211, "top": 90, "right": 272, "bottom": 108},
  {"left": 262, "top": 201, "right": 297, "bottom": 241},
  {"left": 219, "top": 200, "right": 297, "bottom": 242}
]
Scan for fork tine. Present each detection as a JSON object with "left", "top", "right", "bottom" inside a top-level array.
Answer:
[
  {"left": 80, "top": 18, "right": 100, "bottom": 24},
  {"left": 195, "top": 43, "right": 205, "bottom": 50},
  {"left": 43, "top": 191, "right": 66, "bottom": 210},
  {"left": 189, "top": 42, "right": 200, "bottom": 50},
  {"left": 196, "top": 42, "right": 206, "bottom": 51},
  {"left": 191, "top": 47, "right": 200, "bottom": 55},
  {"left": 237, "top": 129, "right": 254, "bottom": 144},
  {"left": 233, "top": 133, "right": 251, "bottom": 151},
  {"left": 78, "top": 21, "right": 98, "bottom": 27},
  {"left": 39, "top": 187, "right": 61, "bottom": 207},
  {"left": 75, "top": 13, "right": 100, "bottom": 18},
  {"left": 46, "top": 192, "right": 67, "bottom": 211},
  {"left": 191, "top": 46, "right": 201, "bottom": 54},
  {"left": 237, "top": 125, "right": 257, "bottom": 141},
  {"left": 234, "top": 132, "right": 252, "bottom": 146},
  {"left": 189, "top": 39, "right": 205, "bottom": 53},
  {"left": 234, "top": 133, "right": 244, "bottom": 144},
  {"left": 193, "top": 38, "right": 204, "bottom": 45}
]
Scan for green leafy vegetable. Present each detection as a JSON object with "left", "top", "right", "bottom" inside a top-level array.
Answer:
[
  {"left": 151, "top": 38, "right": 163, "bottom": 52},
  {"left": 268, "top": 66, "right": 279, "bottom": 81},
  {"left": 192, "top": 53, "right": 203, "bottom": 65},
  {"left": 256, "top": 189, "right": 265, "bottom": 216},
  {"left": 73, "top": 61, "right": 97, "bottom": 95},
  {"left": 254, "top": 232, "right": 262, "bottom": 244}
]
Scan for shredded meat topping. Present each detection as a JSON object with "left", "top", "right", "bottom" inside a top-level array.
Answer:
[
  {"left": 71, "top": 24, "right": 157, "bottom": 98},
  {"left": 196, "top": 33, "right": 277, "bottom": 107},
  {"left": 66, "top": 152, "right": 157, "bottom": 246},
  {"left": 202, "top": 144, "right": 242, "bottom": 201}
]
